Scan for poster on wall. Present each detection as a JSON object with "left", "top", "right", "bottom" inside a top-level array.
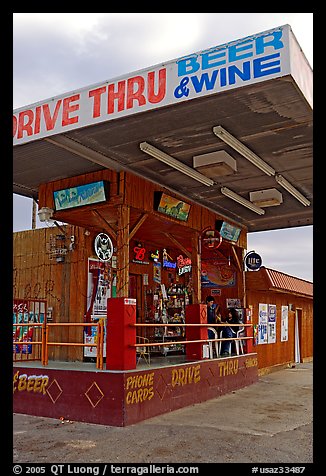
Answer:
[
  {"left": 13, "top": 299, "right": 46, "bottom": 355},
  {"left": 281, "top": 305, "right": 289, "bottom": 342},
  {"left": 258, "top": 303, "right": 268, "bottom": 344},
  {"left": 267, "top": 304, "right": 277, "bottom": 343},
  {"left": 201, "top": 259, "right": 236, "bottom": 287},
  {"left": 87, "top": 258, "right": 112, "bottom": 316},
  {"left": 226, "top": 298, "right": 241, "bottom": 308},
  {"left": 84, "top": 258, "right": 114, "bottom": 358},
  {"left": 153, "top": 261, "right": 162, "bottom": 284}
]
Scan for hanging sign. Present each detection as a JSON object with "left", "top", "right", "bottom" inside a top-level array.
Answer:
[
  {"left": 244, "top": 251, "right": 262, "bottom": 271},
  {"left": 163, "top": 249, "right": 176, "bottom": 268},
  {"left": 201, "top": 228, "right": 222, "bottom": 250},
  {"left": 132, "top": 243, "right": 149, "bottom": 264},
  {"left": 177, "top": 255, "right": 192, "bottom": 275},
  {"left": 94, "top": 233, "right": 113, "bottom": 262},
  {"left": 150, "top": 250, "right": 160, "bottom": 262}
]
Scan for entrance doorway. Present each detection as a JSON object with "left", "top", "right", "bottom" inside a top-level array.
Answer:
[
  {"left": 294, "top": 308, "right": 303, "bottom": 363},
  {"left": 129, "top": 274, "right": 143, "bottom": 327}
]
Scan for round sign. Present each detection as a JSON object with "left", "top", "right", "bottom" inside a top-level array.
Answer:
[
  {"left": 94, "top": 233, "right": 113, "bottom": 262},
  {"left": 201, "top": 228, "right": 222, "bottom": 250},
  {"left": 244, "top": 251, "right": 262, "bottom": 271}
]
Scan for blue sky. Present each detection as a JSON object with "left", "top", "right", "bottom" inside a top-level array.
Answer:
[{"left": 13, "top": 13, "right": 313, "bottom": 282}]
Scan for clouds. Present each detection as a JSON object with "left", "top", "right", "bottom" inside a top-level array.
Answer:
[
  {"left": 13, "top": 13, "right": 313, "bottom": 109},
  {"left": 247, "top": 227, "right": 313, "bottom": 282},
  {"left": 13, "top": 13, "right": 313, "bottom": 282}
]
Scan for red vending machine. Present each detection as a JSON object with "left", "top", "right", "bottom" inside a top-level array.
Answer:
[{"left": 106, "top": 297, "right": 137, "bottom": 370}]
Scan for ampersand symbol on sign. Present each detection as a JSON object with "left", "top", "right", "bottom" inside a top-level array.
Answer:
[{"left": 174, "top": 77, "right": 190, "bottom": 98}]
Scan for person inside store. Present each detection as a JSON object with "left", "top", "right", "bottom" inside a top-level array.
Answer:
[
  {"left": 206, "top": 296, "right": 221, "bottom": 339},
  {"left": 220, "top": 307, "right": 240, "bottom": 357}
]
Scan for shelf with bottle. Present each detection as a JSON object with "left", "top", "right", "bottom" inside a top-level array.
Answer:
[
  {"left": 159, "top": 286, "right": 188, "bottom": 355},
  {"left": 144, "top": 283, "right": 191, "bottom": 354}
]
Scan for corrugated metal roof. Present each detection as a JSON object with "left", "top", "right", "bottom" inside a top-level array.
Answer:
[{"left": 263, "top": 267, "right": 313, "bottom": 297}]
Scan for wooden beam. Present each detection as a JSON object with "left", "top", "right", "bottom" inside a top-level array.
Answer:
[
  {"left": 231, "top": 245, "right": 242, "bottom": 272},
  {"left": 164, "top": 233, "right": 191, "bottom": 259},
  {"left": 129, "top": 213, "right": 149, "bottom": 241},
  {"left": 91, "top": 210, "right": 117, "bottom": 240},
  {"left": 116, "top": 205, "right": 130, "bottom": 297},
  {"left": 191, "top": 233, "right": 201, "bottom": 304}
]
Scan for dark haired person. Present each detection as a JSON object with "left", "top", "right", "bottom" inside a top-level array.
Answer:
[
  {"left": 206, "top": 296, "right": 222, "bottom": 336},
  {"left": 220, "top": 307, "right": 240, "bottom": 357}
]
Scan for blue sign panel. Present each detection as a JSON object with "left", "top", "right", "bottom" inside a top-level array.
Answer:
[{"left": 54, "top": 180, "right": 109, "bottom": 211}]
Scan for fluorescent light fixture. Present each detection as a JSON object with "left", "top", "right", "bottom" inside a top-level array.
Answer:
[
  {"left": 139, "top": 142, "right": 214, "bottom": 187},
  {"left": 220, "top": 187, "right": 265, "bottom": 215},
  {"left": 275, "top": 174, "right": 310, "bottom": 206},
  {"left": 213, "top": 126, "right": 276, "bottom": 177}
]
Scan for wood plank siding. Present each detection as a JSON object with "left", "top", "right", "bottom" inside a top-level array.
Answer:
[{"left": 246, "top": 267, "right": 313, "bottom": 372}]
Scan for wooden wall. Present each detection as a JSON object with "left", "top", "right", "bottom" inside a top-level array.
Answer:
[
  {"left": 13, "top": 225, "right": 95, "bottom": 361},
  {"left": 124, "top": 172, "right": 248, "bottom": 249},
  {"left": 246, "top": 288, "right": 313, "bottom": 371}
]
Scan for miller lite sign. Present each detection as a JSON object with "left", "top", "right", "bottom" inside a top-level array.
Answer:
[{"left": 244, "top": 251, "right": 262, "bottom": 271}]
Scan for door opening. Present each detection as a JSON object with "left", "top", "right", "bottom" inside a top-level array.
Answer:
[{"left": 295, "top": 308, "right": 303, "bottom": 363}]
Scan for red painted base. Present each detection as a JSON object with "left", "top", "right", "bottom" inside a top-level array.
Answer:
[{"left": 13, "top": 354, "right": 258, "bottom": 426}]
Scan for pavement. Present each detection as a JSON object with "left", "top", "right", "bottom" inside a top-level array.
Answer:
[{"left": 13, "top": 362, "right": 314, "bottom": 465}]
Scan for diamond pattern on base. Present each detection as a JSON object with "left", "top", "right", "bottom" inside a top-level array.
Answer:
[
  {"left": 85, "top": 381, "right": 104, "bottom": 408},
  {"left": 46, "top": 379, "right": 63, "bottom": 404}
]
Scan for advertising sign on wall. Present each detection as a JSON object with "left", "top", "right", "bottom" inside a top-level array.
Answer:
[
  {"left": 54, "top": 180, "right": 109, "bottom": 211},
  {"left": 84, "top": 258, "right": 113, "bottom": 358},
  {"left": 281, "top": 305, "right": 289, "bottom": 342},
  {"left": 244, "top": 251, "right": 263, "bottom": 271},
  {"left": 258, "top": 303, "right": 268, "bottom": 344},
  {"left": 155, "top": 192, "right": 191, "bottom": 222},
  {"left": 268, "top": 304, "right": 277, "bottom": 344},
  {"left": 201, "top": 259, "right": 235, "bottom": 288}
]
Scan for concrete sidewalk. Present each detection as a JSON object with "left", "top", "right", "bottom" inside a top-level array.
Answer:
[{"left": 13, "top": 362, "right": 313, "bottom": 464}]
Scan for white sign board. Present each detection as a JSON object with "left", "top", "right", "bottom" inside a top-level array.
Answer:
[
  {"left": 13, "top": 25, "right": 295, "bottom": 146},
  {"left": 281, "top": 305, "right": 289, "bottom": 342},
  {"left": 258, "top": 303, "right": 268, "bottom": 344}
]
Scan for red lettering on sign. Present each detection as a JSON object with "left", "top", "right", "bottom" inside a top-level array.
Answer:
[
  {"left": 148, "top": 69, "right": 166, "bottom": 103},
  {"left": 127, "top": 76, "right": 146, "bottom": 109},
  {"left": 42, "top": 100, "right": 62, "bottom": 131},
  {"left": 89, "top": 87, "right": 106, "bottom": 118},
  {"left": 17, "top": 109, "right": 34, "bottom": 139},
  {"left": 62, "top": 94, "right": 80, "bottom": 126},
  {"left": 107, "top": 81, "right": 126, "bottom": 114},
  {"left": 13, "top": 115, "right": 17, "bottom": 137},
  {"left": 34, "top": 106, "right": 41, "bottom": 134},
  {"left": 13, "top": 68, "right": 166, "bottom": 142}
]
